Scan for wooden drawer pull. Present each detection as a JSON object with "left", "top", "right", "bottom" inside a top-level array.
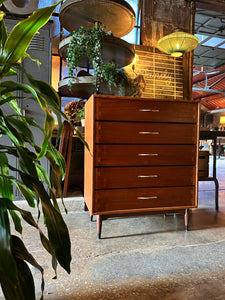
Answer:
[
  {"left": 138, "top": 153, "right": 158, "bottom": 156},
  {"left": 139, "top": 109, "right": 160, "bottom": 112},
  {"left": 137, "top": 196, "right": 158, "bottom": 200},
  {"left": 138, "top": 175, "right": 158, "bottom": 178},
  {"left": 139, "top": 131, "right": 159, "bottom": 135}
]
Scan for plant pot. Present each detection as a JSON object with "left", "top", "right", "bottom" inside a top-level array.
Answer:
[
  {"left": 81, "top": 119, "right": 85, "bottom": 127},
  {"left": 59, "top": 35, "right": 135, "bottom": 69},
  {"left": 58, "top": 76, "right": 133, "bottom": 98}
]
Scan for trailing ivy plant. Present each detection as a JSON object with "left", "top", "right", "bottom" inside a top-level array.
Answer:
[
  {"left": 67, "top": 24, "right": 140, "bottom": 96},
  {"left": 67, "top": 24, "right": 107, "bottom": 93},
  {"left": 101, "top": 62, "right": 140, "bottom": 96},
  {"left": 0, "top": 1, "right": 77, "bottom": 299}
]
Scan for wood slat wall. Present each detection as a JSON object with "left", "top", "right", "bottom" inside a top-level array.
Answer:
[{"left": 125, "top": 45, "right": 184, "bottom": 100}]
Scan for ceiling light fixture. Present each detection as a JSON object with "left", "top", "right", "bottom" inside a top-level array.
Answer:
[{"left": 157, "top": 32, "right": 199, "bottom": 57}]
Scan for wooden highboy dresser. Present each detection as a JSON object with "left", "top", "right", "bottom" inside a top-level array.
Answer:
[{"left": 84, "top": 95, "right": 199, "bottom": 238}]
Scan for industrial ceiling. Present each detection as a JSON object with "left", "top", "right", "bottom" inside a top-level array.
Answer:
[{"left": 193, "top": 5, "right": 225, "bottom": 110}]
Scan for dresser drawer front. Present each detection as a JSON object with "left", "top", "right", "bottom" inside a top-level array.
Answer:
[
  {"left": 95, "top": 166, "right": 196, "bottom": 189},
  {"left": 94, "top": 98, "right": 198, "bottom": 123},
  {"left": 94, "top": 186, "right": 196, "bottom": 212},
  {"left": 95, "top": 122, "right": 197, "bottom": 144},
  {"left": 95, "top": 144, "right": 196, "bottom": 166}
]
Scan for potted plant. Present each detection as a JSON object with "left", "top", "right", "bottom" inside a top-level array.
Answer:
[
  {"left": 66, "top": 24, "right": 140, "bottom": 96},
  {"left": 64, "top": 99, "right": 85, "bottom": 125},
  {"left": 76, "top": 107, "right": 85, "bottom": 127},
  {"left": 0, "top": 1, "right": 77, "bottom": 299}
]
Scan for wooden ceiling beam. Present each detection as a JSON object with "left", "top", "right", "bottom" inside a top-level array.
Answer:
[{"left": 196, "top": 0, "right": 225, "bottom": 14}]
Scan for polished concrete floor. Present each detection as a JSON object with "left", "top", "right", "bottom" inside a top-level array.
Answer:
[{"left": 5, "top": 156, "right": 225, "bottom": 299}]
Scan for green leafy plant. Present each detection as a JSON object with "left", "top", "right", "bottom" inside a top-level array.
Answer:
[
  {"left": 67, "top": 24, "right": 107, "bottom": 93},
  {"left": 0, "top": 1, "right": 74, "bottom": 299},
  {"left": 64, "top": 99, "right": 85, "bottom": 124},
  {"left": 67, "top": 24, "right": 140, "bottom": 96},
  {"left": 101, "top": 62, "right": 140, "bottom": 96},
  {"left": 75, "top": 106, "right": 85, "bottom": 122}
]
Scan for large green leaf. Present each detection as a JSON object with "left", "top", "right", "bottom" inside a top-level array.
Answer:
[
  {"left": 0, "top": 197, "right": 58, "bottom": 276},
  {"left": 0, "top": 1, "right": 6, "bottom": 8},
  {"left": 37, "top": 106, "right": 55, "bottom": 159},
  {"left": 0, "top": 203, "right": 19, "bottom": 299},
  {"left": 5, "top": 115, "right": 34, "bottom": 144},
  {"left": 16, "top": 183, "right": 35, "bottom": 208},
  {"left": 0, "top": 80, "right": 39, "bottom": 95},
  {"left": 0, "top": 153, "right": 13, "bottom": 200},
  {"left": 16, "top": 145, "right": 38, "bottom": 179},
  {"left": 35, "top": 143, "right": 65, "bottom": 197},
  {"left": 12, "top": 235, "right": 45, "bottom": 300},
  {"left": 18, "top": 173, "right": 71, "bottom": 273},
  {"left": 25, "top": 72, "right": 64, "bottom": 142},
  {"left": 0, "top": 1, "right": 62, "bottom": 76},
  {"left": 36, "top": 163, "right": 51, "bottom": 187},
  {"left": 26, "top": 72, "right": 60, "bottom": 109},
  {"left": 0, "top": 16, "right": 7, "bottom": 53},
  {"left": 9, "top": 211, "right": 22, "bottom": 234},
  {"left": 0, "top": 113, "right": 26, "bottom": 146},
  {"left": 13, "top": 258, "right": 35, "bottom": 300}
]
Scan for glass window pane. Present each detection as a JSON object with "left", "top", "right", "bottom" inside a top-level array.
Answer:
[
  {"left": 219, "top": 43, "right": 225, "bottom": 49},
  {"left": 38, "top": 0, "right": 60, "bottom": 13},
  {"left": 203, "top": 37, "right": 225, "bottom": 47},
  {"left": 122, "top": 27, "right": 140, "bottom": 44},
  {"left": 195, "top": 34, "right": 208, "bottom": 43}
]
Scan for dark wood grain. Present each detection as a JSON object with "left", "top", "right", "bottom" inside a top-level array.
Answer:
[
  {"left": 94, "top": 186, "right": 196, "bottom": 213},
  {"left": 95, "top": 166, "right": 196, "bottom": 189}
]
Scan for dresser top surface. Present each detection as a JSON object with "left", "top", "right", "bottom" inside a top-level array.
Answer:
[{"left": 88, "top": 94, "right": 200, "bottom": 105}]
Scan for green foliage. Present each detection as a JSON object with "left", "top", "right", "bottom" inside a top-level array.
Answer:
[
  {"left": 101, "top": 62, "right": 139, "bottom": 96},
  {"left": 76, "top": 107, "right": 85, "bottom": 122},
  {"left": 64, "top": 99, "right": 85, "bottom": 124},
  {"left": 0, "top": 1, "right": 74, "bottom": 299},
  {"left": 67, "top": 24, "right": 106, "bottom": 93},
  {"left": 67, "top": 24, "right": 139, "bottom": 96}
]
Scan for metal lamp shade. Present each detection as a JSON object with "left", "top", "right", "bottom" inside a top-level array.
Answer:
[{"left": 157, "top": 32, "right": 199, "bottom": 57}]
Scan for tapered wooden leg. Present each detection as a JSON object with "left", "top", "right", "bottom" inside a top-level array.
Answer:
[
  {"left": 184, "top": 209, "right": 189, "bottom": 231},
  {"left": 90, "top": 215, "right": 93, "bottom": 222},
  {"left": 97, "top": 215, "right": 102, "bottom": 239}
]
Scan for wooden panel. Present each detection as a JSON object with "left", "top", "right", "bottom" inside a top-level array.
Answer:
[
  {"left": 141, "top": 0, "right": 193, "bottom": 47},
  {"left": 94, "top": 95, "right": 198, "bottom": 123},
  {"left": 125, "top": 46, "right": 184, "bottom": 100},
  {"left": 196, "top": 0, "right": 225, "bottom": 13},
  {"left": 94, "top": 186, "right": 196, "bottom": 213},
  {"left": 95, "top": 166, "right": 196, "bottom": 189},
  {"left": 84, "top": 95, "right": 94, "bottom": 212},
  {"left": 95, "top": 122, "right": 197, "bottom": 145},
  {"left": 95, "top": 144, "right": 196, "bottom": 166}
]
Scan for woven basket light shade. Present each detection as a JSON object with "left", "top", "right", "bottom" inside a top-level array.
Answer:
[
  {"left": 220, "top": 116, "right": 225, "bottom": 124},
  {"left": 157, "top": 32, "right": 199, "bottom": 57}
]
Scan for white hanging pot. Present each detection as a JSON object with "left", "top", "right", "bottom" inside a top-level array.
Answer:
[{"left": 81, "top": 119, "right": 85, "bottom": 127}]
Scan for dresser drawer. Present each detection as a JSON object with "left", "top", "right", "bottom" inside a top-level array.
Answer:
[
  {"left": 94, "top": 97, "right": 198, "bottom": 123},
  {"left": 95, "top": 144, "right": 196, "bottom": 166},
  {"left": 95, "top": 166, "right": 196, "bottom": 189},
  {"left": 94, "top": 186, "right": 196, "bottom": 212},
  {"left": 95, "top": 122, "right": 197, "bottom": 144}
]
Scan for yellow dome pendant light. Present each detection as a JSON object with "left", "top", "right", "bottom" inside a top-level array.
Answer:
[{"left": 157, "top": 31, "right": 199, "bottom": 57}]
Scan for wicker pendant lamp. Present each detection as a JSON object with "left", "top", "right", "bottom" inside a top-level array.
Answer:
[{"left": 157, "top": 31, "right": 199, "bottom": 57}]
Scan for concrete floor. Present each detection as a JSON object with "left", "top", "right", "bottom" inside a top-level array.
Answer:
[{"left": 4, "top": 156, "right": 225, "bottom": 300}]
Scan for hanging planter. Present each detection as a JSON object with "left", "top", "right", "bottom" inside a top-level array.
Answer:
[{"left": 65, "top": 24, "right": 140, "bottom": 96}]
